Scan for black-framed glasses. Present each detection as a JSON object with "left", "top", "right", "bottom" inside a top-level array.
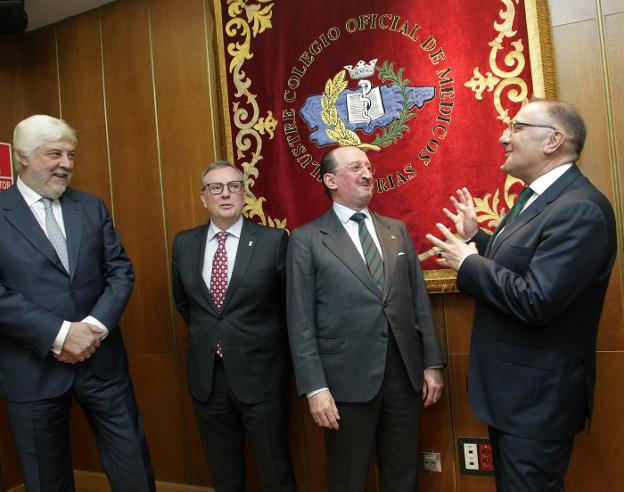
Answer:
[
  {"left": 201, "top": 180, "right": 244, "bottom": 195},
  {"left": 508, "top": 120, "right": 559, "bottom": 134},
  {"left": 334, "top": 162, "right": 375, "bottom": 175}
]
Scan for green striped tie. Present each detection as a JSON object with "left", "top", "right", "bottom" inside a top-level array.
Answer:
[
  {"left": 351, "top": 212, "right": 384, "bottom": 292},
  {"left": 506, "top": 186, "right": 534, "bottom": 224}
]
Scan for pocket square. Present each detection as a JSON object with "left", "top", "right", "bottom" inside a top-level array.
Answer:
[{"left": 398, "top": 252, "right": 406, "bottom": 256}]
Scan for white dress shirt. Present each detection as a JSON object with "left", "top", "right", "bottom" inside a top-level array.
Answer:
[
  {"left": 332, "top": 202, "right": 384, "bottom": 261},
  {"left": 202, "top": 215, "right": 244, "bottom": 291},
  {"left": 16, "top": 176, "right": 108, "bottom": 354},
  {"left": 459, "top": 163, "right": 574, "bottom": 268}
]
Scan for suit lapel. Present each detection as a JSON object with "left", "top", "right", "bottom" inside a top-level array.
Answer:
[
  {"left": 221, "top": 218, "right": 256, "bottom": 311},
  {"left": 2, "top": 186, "right": 68, "bottom": 274},
  {"left": 320, "top": 210, "right": 380, "bottom": 297},
  {"left": 60, "top": 191, "right": 82, "bottom": 280},
  {"left": 192, "top": 224, "right": 218, "bottom": 312},
  {"left": 488, "top": 165, "right": 582, "bottom": 257},
  {"left": 371, "top": 213, "right": 398, "bottom": 298}
]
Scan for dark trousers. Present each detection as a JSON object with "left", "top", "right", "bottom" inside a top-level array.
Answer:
[
  {"left": 325, "top": 338, "right": 422, "bottom": 492},
  {"left": 488, "top": 426, "right": 574, "bottom": 492},
  {"left": 6, "top": 366, "right": 155, "bottom": 492},
  {"left": 192, "top": 359, "right": 296, "bottom": 492}
]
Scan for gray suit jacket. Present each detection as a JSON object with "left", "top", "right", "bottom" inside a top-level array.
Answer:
[
  {"left": 287, "top": 208, "right": 444, "bottom": 402},
  {"left": 172, "top": 218, "right": 290, "bottom": 404}
]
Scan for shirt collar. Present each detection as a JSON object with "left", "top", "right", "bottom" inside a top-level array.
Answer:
[
  {"left": 208, "top": 215, "right": 244, "bottom": 241},
  {"left": 529, "top": 163, "right": 573, "bottom": 196},
  {"left": 332, "top": 201, "right": 371, "bottom": 225},
  {"left": 16, "top": 175, "right": 46, "bottom": 207}
]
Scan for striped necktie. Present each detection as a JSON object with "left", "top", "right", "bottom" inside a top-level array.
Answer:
[
  {"left": 350, "top": 212, "right": 384, "bottom": 292},
  {"left": 506, "top": 186, "right": 534, "bottom": 225},
  {"left": 41, "top": 197, "right": 70, "bottom": 273}
]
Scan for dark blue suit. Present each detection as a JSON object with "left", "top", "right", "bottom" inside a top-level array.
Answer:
[
  {"left": 0, "top": 184, "right": 154, "bottom": 491},
  {"left": 457, "top": 165, "right": 617, "bottom": 490}
]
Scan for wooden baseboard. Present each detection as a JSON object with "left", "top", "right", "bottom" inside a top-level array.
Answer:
[{"left": 6, "top": 470, "right": 215, "bottom": 492}]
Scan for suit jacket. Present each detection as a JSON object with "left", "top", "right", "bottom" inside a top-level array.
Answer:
[
  {"left": 287, "top": 209, "right": 444, "bottom": 403},
  {"left": 458, "top": 164, "right": 617, "bottom": 440},
  {"left": 0, "top": 185, "right": 133, "bottom": 402},
  {"left": 172, "top": 218, "right": 290, "bottom": 404}
]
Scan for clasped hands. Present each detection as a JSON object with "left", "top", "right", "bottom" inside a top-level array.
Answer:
[
  {"left": 426, "top": 187, "right": 479, "bottom": 271},
  {"left": 54, "top": 322, "right": 105, "bottom": 364}
]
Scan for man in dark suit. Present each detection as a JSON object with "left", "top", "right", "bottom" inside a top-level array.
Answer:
[
  {"left": 0, "top": 115, "right": 154, "bottom": 491},
  {"left": 287, "top": 145, "right": 445, "bottom": 492},
  {"left": 428, "top": 99, "right": 617, "bottom": 491},
  {"left": 172, "top": 161, "right": 296, "bottom": 492}
]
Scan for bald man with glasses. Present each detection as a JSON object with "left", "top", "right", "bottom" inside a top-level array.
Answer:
[
  {"left": 428, "top": 99, "right": 617, "bottom": 491},
  {"left": 172, "top": 161, "right": 296, "bottom": 491}
]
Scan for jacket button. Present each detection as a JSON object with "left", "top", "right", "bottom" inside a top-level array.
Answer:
[
  {"left": 381, "top": 332, "right": 388, "bottom": 338},
  {"left": 217, "top": 315, "right": 224, "bottom": 321},
  {"left": 383, "top": 301, "right": 388, "bottom": 308}
]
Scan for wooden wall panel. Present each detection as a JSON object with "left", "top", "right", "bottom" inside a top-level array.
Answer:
[
  {"left": 100, "top": 0, "right": 185, "bottom": 483},
  {"left": 56, "top": 11, "right": 112, "bottom": 210},
  {"left": 0, "top": 36, "right": 23, "bottom": 141},
  {"left": 565, "top": 353, "right": 624, "bottom": 491},
  {"left": 20, "top": 27, "right": 59, "bottom": 118}
]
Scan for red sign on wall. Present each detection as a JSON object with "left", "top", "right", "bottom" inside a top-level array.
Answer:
[{"left": 0, "top": 143, "right": 14, "bottom": 191}]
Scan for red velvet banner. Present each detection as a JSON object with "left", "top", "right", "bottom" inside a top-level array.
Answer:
[
  {"left": 214, "top": 0, "right": 555, "bottom": 292},
  {"left": 0, "top": 143, "right": 13, "bottom": 191}
]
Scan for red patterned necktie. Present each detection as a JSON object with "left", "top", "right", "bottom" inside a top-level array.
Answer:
[{"left": 211, "top": 231, "right": 228, "bottom": 357}]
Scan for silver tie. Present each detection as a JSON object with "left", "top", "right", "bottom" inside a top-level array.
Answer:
[{"left": 41, "top": 197, "right": 69, "bottom": 273}]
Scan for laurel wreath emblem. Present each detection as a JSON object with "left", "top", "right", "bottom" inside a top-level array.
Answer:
[
  {"left": 320, "top": 71, "right": 380, "bottom": 151},
  {"left": 320, "top": 61, "right": 417, "bottom": 150}
]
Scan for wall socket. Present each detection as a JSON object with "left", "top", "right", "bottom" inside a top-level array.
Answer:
[
  {"left": 457, "top": 437, "right": 495, "bottom": 475},
  {"left": 421, "top": 452, "right": 442, "bottom": 472}
]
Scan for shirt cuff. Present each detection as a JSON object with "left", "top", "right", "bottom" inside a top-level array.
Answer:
[
  {"left": 51, "top": 321, "right": 71, "bottom": 354},
  {"left": 307, "top": 387, "right": 328, "bottom": 398},
  {"left": 82, "top": 315, "right": 109, "bottom": 341}
]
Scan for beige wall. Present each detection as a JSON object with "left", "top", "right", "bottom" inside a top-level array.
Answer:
[{"left": 0, "top": 0, "right": 622, "bottom": 490}]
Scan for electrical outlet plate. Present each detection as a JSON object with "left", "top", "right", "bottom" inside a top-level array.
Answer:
[
  {"left": 421, "top": 452, "right": 442, "bottom": 473},
  {"left": 457, "top": 437, "right": 495, "bottom": 476}
]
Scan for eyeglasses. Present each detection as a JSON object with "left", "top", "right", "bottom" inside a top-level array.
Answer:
[
  {"left": 201, "top": 180, "right": 244, "bottom": 195},
  {"left": 334, "top": 162, "right": 375, "bottom": 175},
  {"left": 508, "top": 120, "right": 559, "bottom": 134}
]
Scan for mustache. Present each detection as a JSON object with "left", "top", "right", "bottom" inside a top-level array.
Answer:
[{"left": 357, "top": 177, "right": 372, "bottom": 185}]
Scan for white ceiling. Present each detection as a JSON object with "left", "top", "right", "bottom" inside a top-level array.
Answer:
[{"left": 25, "top": 0, "right": 116, "bottom": 32}]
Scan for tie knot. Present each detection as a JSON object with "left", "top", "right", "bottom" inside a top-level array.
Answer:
[
  {"left": 350, "top": 212, "right": 367, "bottom": 223},
  {"left": 216, "top": 231, "right": 228, "bottom": 244},
  {"left": 41, "top": 197, "right": 54, "bottom": 209},
  {"left": 519, "top": 186, "right": 533, "bottom": 199}
]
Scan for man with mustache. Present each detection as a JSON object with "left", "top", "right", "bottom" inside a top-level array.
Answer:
[
  {"left": 0, "top": 115, "right": 154, "bottom": 491},
  {"left": 287, "top": 145, "right": 445, "bottom": 491},
  {"left": 427, "top": 99, "right": 617, "bottom": 491}
]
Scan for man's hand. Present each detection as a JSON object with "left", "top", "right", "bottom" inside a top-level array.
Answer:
[
  {"left": 443, "top": 187, "right": 478, "bottom": 241},
  {"left": 422, "top": 368, "right": 444, "bottom": 408},
  {"left": 308, "top": 389, "right": 340, "bottom": 430},
  {"left": 426, "top": 223, "right": 479, "bottom": 271},
  {"left": 55, "top": 322, "right": 104, "bottom": 363}
]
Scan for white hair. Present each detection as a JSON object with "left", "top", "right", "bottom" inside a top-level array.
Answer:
[{"left": 13, "top": 115, "right": 77, "bottom": 172}]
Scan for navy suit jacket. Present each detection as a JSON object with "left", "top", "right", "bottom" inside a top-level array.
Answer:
[
  {"left": 0, "top": 185, "right": 133, "bottom": 402},
  {"left": 457, "top": 165, "right": 617, "bottom": 440}
]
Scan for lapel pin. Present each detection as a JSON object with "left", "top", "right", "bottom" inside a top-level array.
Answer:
[
  {"left": 248, "top": 241, "right": 253, "bottom": 247},
  {"left": 390, "top": 235, "right": 396, "bottom": 240}
]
